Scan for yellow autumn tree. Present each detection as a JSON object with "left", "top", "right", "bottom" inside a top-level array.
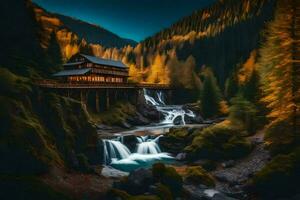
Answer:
[
  {"left": 146, "top": 54, "right": 169, "bottom": 84},
  {"left": 257, "top": 0, "right": 300, "bottom": 139}
]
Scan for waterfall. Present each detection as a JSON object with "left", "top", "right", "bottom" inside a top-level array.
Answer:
[
  {"left": 102, "top": 134, "right": 174, "bottom": 172},
  {"left": 103, "top": 139, "right": 131, "bottom": 164},
  {"left": 136, "top": 135, "right": 162, "bottom": 154},
  {"left": 143, "top": 89, "right": 195, "bottom": 125}
]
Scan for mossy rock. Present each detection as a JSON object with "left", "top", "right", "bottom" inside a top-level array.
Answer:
[
  {"left": 154, "top": 183, "right": 172, "bottom": 200},
  {"left": 166, "top": 127, "right": 189, "bottom": 138},
  {"left": 185, "top": 122, "right": 252, "bottom": 161},
  {"left": 251, "top": 148, "right": 300, "bottom": 198},
  {"left": 200, "top": 160, "right": 218, "bottom": 171},
  {"left": 159, "top": 128, "right": 191, "bottom": 153},
  {"left": 183, "top": 166, "right": 215, "bottom": 187},
  {"left": 152, "top": 163, "right": 183, "bottom": 197}
]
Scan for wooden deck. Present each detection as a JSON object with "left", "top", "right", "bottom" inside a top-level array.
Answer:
[{"left": 35, "top": 79, "right": 172, "bottom": 90}]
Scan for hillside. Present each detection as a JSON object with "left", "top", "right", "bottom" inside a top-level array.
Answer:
[
  {"left": 91, "top": 0, "right": 276, "bottom": 92},
  {"left": 32, "top": 3, "right": 136, "bottom": 62},
  {"left": 55, "top": 14, "right": 136, "bottom": 48},
  {"left": 0, "top": 0, "right": 101, "bottom": 194}
]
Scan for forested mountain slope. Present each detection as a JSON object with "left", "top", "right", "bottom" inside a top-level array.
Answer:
[
  {"left": 56, "top": 14, "right": 136, "bottom": 48},
  {"left": 0, "top": 0, "right": 100, "bottom": 180},
  {"left": 91, "top": 0, "right": 276, "bottom": 90}
]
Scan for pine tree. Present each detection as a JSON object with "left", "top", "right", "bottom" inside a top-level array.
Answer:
[
  {"left": 225, "top": 72, "right": 239, "bottom": 100},
  {"left": 241, "top": 69, "right": 260, "bottom": 103},
  {"left": 201, "top": 68, "right": 222, "bottom": 118},
  {"left": 46, "top": 31, "right": 62, "bottom": 73},
  {"left": 257, "top": 0, "right": 300, "bottom": 139}
]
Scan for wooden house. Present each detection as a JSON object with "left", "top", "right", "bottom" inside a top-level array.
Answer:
[{"left": 53, "top": 54, "right": 129, "bottom": 83}]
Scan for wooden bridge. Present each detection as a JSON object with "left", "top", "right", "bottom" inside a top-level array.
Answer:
[
  {"left": 35, "top": 79, "right": 172, "bottom": 112},
  {"left": 35, "top": 79, "right": 172, "bottom": 90}
]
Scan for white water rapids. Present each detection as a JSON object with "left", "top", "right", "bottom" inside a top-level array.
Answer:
[
  {"left": 102, "top": 135, "right": 172, "bottom": 171},
  {"left": 101, "top": 89, "right": 197, "bottom": 171},
  {"left": 143, "top": 89, "right": 195, "bottom": 125}
]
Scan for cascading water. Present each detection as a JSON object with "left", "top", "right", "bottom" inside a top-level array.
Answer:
[
  {"left": 136, "top": 135, "right": 162, "bottom": 154},
  {"left": 102, "top": 139, "right": 131, "bottom": 165},
  {"left": 143, "top": 89, "right": 195, "bottom": 125},
  {"left": 102, "top": 135, "right": 173, "bottom": 172}
]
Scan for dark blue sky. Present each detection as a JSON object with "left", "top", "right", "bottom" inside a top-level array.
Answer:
[{"left": 33, "top": 0, "right": 216, "bottom": 41}]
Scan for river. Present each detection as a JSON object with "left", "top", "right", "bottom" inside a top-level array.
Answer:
[{"left": 100, "top": 89, "right": 204, "bottom": 172}]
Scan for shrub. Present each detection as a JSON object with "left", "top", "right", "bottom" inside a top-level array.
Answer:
[
  {"left": 152, "top": 163, "right": 183, "bottom": 197},
  {"left": 229, "top": 96, "right": 258, "bottom": 135},
  {"left": 264, "top": 119, "right": 299, "bottom": 155},
  {"left": 184, "top": 166, "right": 215, "bottom": 187},
  {"left": 185, "top": 121, "right": 252, "bottom": 161},
  {"left": 251, "top": 148, "right": 300, "bottom": 198}
]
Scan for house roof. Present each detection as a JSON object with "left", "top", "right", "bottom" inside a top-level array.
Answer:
[
  {"left": 80, "top": 54, "right": 128, "bottom": 69},
  {"left": 53, "top": 68, "right": 91, "bottom": 77},
  {"left": 63, "top": 61, "right": 84, "bottom": 66}
]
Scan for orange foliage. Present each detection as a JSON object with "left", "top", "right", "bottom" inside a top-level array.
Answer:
[{"left": 238, "top": 51, "right": 257, "bottom": 84}]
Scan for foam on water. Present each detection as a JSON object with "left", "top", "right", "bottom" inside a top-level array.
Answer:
[{"left": 143, "top": 89, "right": 195, "bottom": 125}]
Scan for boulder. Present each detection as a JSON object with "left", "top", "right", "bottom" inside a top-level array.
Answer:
[
  {"left": 173, "top": 116, "right": 184, "bottom": 125},
  {"left": 176, "top": 153, "right": 187, "bottom": 161},
  {"left": 126, "top": 111, "right": 150, "bottom": 126},
  {"left": 221, "top": 160, "right": 235, "bottom": 168},
  {"left": 138, "top": 104, "right": 160, "bottom": 122},
  {"left": 101, "top": 166, "right": 129, "bottom": 178},
  {"left": 126, "top": 168, "right": 153, "bottom": 194},
  {"left": 212, "top": 193, "right": 238, "bottom": 200},
  {"left": 122, "top": 135, "right": 139, "bottom": 152}
]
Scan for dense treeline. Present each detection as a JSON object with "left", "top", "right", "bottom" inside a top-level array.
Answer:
[
  {"left": 89, "top": 0, "right": 276, "bottom": 92},
  {"left": 250, "top": 0, "right": 300, "bottom": 198}
]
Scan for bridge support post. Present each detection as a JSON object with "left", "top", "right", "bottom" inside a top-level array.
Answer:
[
  {"left": 80, "top": 90, "right": 87, "bottom": 105},
  {"left": 167, "top": 90, "right": 172, "bottom": 104},
  {"left": 106, "top": 89, "right": 110, "bottom": 110},
  {"left": 95, "top": 90, "right": 100, "bottom": 113}
]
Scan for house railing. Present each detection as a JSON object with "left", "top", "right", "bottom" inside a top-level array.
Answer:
[{"left": 34, "top": 79, "right": 172, "bottom": 89}]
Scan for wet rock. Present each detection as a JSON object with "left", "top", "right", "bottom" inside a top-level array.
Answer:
[
  {"left": 212, "top": 193, "right": 238, "bottom": 200},
  {"left": 126, "top": 112, "right": 150, "bottom": 126},
  {"left": 184, "top": 185, "right": 223, "bottom": 200},
  {"left": 221, "top": 160, "right": 235, "bottom": 168},
  {"left": 120, "top": 121, "right": 132, "bottom": 129},
  {"left": 173, "top": 116, "right": 184, "bottom": 125},
  {"left": 127, "top": 168, "right": 153, "bottom": 194},
  {"left": 122, "top": 135, "right": 139, "bottom": 152},
  {"left": 138, "top": 104, "right": 160, "bottom": 122},
  {"left": 159, "top": 135, "right": 186, "bottom": 154},
  {"left": 101, "top": 166, "right": 129, "bottom": 178},
  {"left": 186, "top": 115, "right": 204, "bottom": 124},
  {"left": 184, "top": 185, "right": 208, "bottom": 200},
  {"left": 176, "top": 153, "right": 187, "bottom": 161}
]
